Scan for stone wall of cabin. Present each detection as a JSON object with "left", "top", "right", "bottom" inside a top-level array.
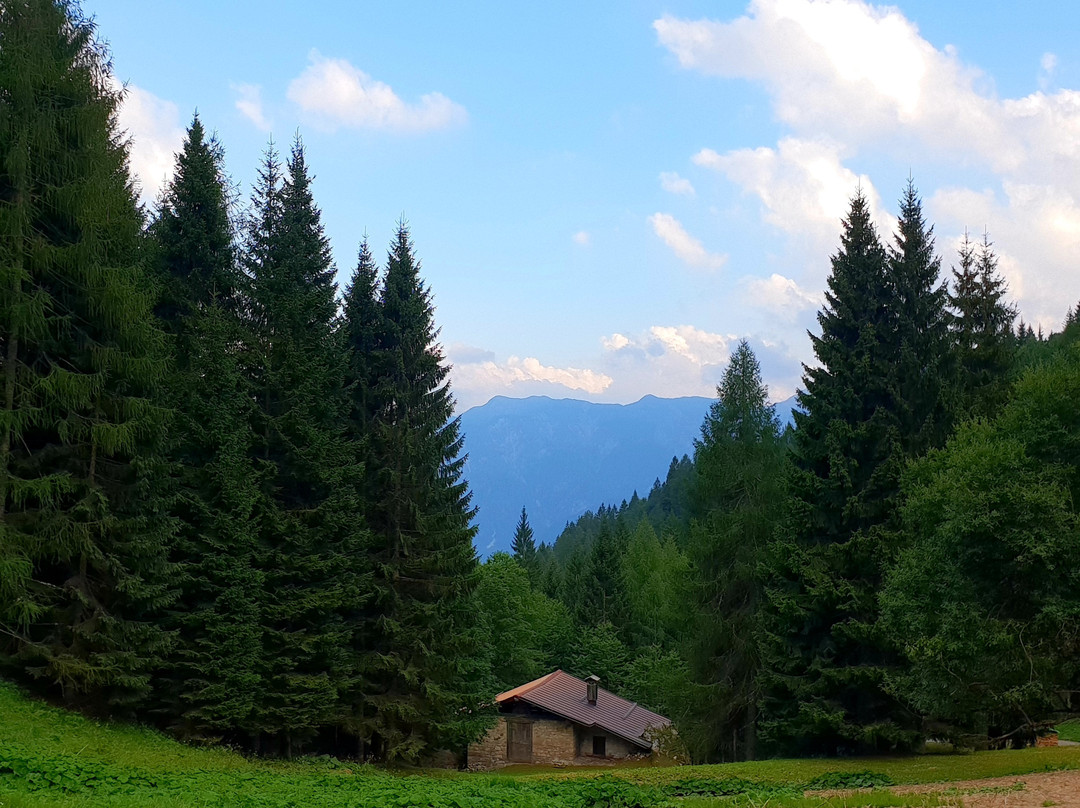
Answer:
[
  {"left": 574, "top": 728, "right": 644, "bottom": 760},
  {"left": 533, "top": 717, "right": 576, "bottom": 765},
  {"left": 467, "top": 716, "right": 577, "bottom": 771},
  {"left": 467, "top": 716, "right": 507, "bottom": 771}
]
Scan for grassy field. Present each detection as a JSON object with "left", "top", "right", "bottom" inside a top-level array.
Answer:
[
  {"left": 1056, "top": 719, "right": 1080, "bottom": 743},
  {"left": 2, "top": 680, "right": 1078, "bottom": 807}
]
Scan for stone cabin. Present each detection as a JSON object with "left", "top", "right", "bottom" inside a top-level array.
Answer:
[{"left": 467, "top": 670, "right": 671, "bottom": 770}]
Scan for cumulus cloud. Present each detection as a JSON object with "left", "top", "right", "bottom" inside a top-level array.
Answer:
[
  {"left": 695, "top": 137, "right": 893, "bottom": 254},
  {"left": 648, "top": 212, "right": 727, "bottom": 269},
  {"left": 601, "top": 325, "right": 732, "bottom": 396},
  {"left": 449, "top": 350, "right": 613, "bottom": 409},
  {"left": 655, "top": 0, "right": 1080, "bottom": 326},
  {"left": 232, "top": 82, "right": 272, "bottom": 131},
  {"left": 287, "top": 51, "right": 467, "bottom": 132},
  {"left": 745, "top": 273, "right": 824, "bottom": 318},
  {"left": 112, "top": 80, "right": 184, "bottom": 203},
  {"left": 653, "top": 3, "right": 999, "bottom": 162},
  {"left": 604, "top": 325, "right": 731, "bottom": 366},
  {"left": 447, "top": 329, "right": 805, "bottom": 408},
  {"left": 573, "top": 230, "right": 591, "bottom": 246},
  {"left": 660, "top": 171, "right": 696, "bottom": 196},
  {"left": 600, "top": 324, "right": 802, "bottom": 401},
  {"left": 931, "top": 182, "right": 1080, "bottom": 331}
]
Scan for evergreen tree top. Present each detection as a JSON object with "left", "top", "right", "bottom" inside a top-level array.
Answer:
[
  {"left": 152, "top": 113, "right": 239, "bottom": 319},
  {"left": 799, "top": 188, "right": 889, "bottom": 428},
  {"left": 889, "top": 179, "right": 946, "bottom": 319},
  {"left": 247, "top": 137, "right": 338, "bottom": 337},
  {"left": 511, "top": 506, "right": 537, "bottom": 561},
  {"left": 698, "top": 339, "right": 778, "bottom": 449}
]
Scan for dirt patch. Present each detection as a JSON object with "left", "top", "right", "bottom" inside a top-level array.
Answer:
[{"left": 894, "top": 769, "right": 1080, "bottom": 807}]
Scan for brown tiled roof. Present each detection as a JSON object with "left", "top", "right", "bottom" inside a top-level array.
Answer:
[{"left": 495, "top": 670, "right": 670, "bottom": 749}]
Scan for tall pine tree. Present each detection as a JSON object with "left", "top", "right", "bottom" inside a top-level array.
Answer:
[
  {"left": 759, "top": 189, "right": 922, "bottom": 756},
  {"left": 244, "top": 139, "right": 368, "bottom": 756},
  {"left": 949, "top": 231, "right": 1017, "bottom": 418},
  {"left": 888, "top": 179, "right": 951, "bottom": 454},
  {"left": 336, "top": 236, "right": 382, "bottom": 755},
  {"left": 148, "top": 116, "right": 264, "bottom": 740},
  {"left": 689, "top": 340, "right": 786, "bottom": 762},
  {"left": 511, "top": 506, "right": 538, "bottom": 582},
  {"left": 352, "top": 221, "right": 478, "bottom": 762},
  {"left": 0, "top": 0, "right": 175, "bottom": 711}
]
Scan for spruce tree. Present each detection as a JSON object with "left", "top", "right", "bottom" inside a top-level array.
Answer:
[
  {"left": 581, "top": 517, "right": 626, "bottom": 627},
  {"left": 342, "top": 237, "right": 381, "bottom": 450},
  {"left": 244, "top": 139, "right": 367, "bottom": 755},
  {"left": 357, "top": 221, "right": 478, "bottom": 762},
  {"left": 0, "top": 0, "right": 175, "bottom": 710},
  {"left": 148, "top": 116, "right": 263, "bottom": 739},
  {"left": 949, "top": 231, "right": 1017, "bottom": 417},
  {"left": 759, "top": 189, "right": 920, "bottom": 756},
  {"left": 689, "top": 340, "right": 786, "bottom": 762},
  {"left": 510, "top": 506, "right": 538, "bottom": 582},
  {"left": 337, "top": 236, "right": 382, "bottom": 754},
  {"left": 888, "top": 180, "right": 951, "bottom": 453}
]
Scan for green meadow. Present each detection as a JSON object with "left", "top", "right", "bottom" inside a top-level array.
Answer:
[{"left": 3, "top": 680, "right": 1078, "bottom": 808}]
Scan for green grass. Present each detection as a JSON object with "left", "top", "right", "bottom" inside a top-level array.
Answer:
[
  {"left": 511, "top": 746, "right": 1080, "bottom": 786},
  {"left": 1056, "top": 719, "right": 1080, "bottom": 743},
  {"left": 2, "top": 679, "right": 1077, "bottom": 807}
]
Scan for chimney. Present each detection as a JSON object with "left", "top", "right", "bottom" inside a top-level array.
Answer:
[{"left": 586, "top": 674, "right": 600, "bottom": 705}]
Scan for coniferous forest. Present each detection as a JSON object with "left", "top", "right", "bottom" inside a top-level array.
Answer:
[{"left": 3, "top": 0, "right": 1080, "bottom": 767}]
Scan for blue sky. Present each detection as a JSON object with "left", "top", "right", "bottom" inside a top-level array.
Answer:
[{"left": 92, "top": 0, "right": 1080, "bottom": 409}]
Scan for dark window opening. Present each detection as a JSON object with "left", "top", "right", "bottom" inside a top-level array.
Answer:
[{"left": 592, "top": 735, "right": 606, "bottom": 757}]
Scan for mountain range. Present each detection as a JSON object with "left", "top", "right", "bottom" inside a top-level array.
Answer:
[{"left": 460, "top": 394, "right": 798, "bottom": 556}]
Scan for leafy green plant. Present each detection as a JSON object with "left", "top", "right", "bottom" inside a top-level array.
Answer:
[{"left": 805, "top": 770, "right": 896, "bottom": 790}]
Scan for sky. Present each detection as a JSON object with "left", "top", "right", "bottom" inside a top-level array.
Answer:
[{"left": 89, "top": 0, "right": 1080, "bottom": 410}]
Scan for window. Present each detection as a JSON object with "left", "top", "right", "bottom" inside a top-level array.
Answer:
[{"left": 592, "top": 735, "right": 606, "bottom": 757}]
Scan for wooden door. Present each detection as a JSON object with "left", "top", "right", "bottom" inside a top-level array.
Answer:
[{"left": 507, "top": 720, "right": 532, "bottom": 762}]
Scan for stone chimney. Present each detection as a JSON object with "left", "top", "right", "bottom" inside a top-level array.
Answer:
[{"left": 586, "top": 674, "right": 600, "bottom": 705}]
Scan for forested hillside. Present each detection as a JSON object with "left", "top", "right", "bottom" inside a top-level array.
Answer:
[
  {"left": 516, "top": 195, "right": 1080, "bottom": 762},
  {"left": 2, "top": 0, "right": 1080, "bottom": 770},
  {"left": 462, "top": 393, "right": 799, "bottom": 555}
]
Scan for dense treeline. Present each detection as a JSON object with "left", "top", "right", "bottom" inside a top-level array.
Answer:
[
  {"left": 0, "top": 0, "right": 476, "bottom": 762},
  {"left": 521, "top": 192, "right": 1080, "bottom": 762},
  {"left": 3, "top": 0, "right": 1080, "bottom": 769}
]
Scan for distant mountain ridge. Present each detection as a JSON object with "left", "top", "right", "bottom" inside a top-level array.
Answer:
[{"left": 460, "top": 393, "right": 797, "bottom": 556}]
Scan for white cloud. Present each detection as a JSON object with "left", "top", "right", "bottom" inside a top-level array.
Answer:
[
  {"left": 602, "top": 324, "right": 733, "bottom": 392},
  {"left": 931, "top": 182, "right": 1080, "bottom": 331},
  {"left": 648, "top": 212, "right": 727, "bottom": 269},
  {"left": 573, "top": 230, "right": 591, "bottom": 246},
  {"left": 287, "top": 51, "right": 467, "bottom": 132},
  {"left": 232, "top": 82, "right": 272, "bottom": 131},
  {"left": 599, "top": 325, "right": 801, "bottom": 401},
  {"left": 450, "top": 352, "right": 613, "bottom": 408},
  {"left": 601, "top": 333, "right": 631, "bottom": 352},
  {"left": 655, "top": 0, "right": 1080, "bottom": 326},
  {"left": 660, "top": 171, "right": 696, "bottom": 196},
  {"left": 694, "top": 137, "right": 893, "bottom": 256},
  {"left": 745, "top": 273, "right": 823, "bottom": 317},
  {"left": 448, "top": 329, "right": 804, "bottom": 408},
  {"left": 112, "top": 80, "right": 184, "bottom": 203},
  {"left": 653, "top": 3, "right": 992, "bottom": 159}
]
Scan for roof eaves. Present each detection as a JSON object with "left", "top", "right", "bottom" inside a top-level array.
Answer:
[{"left": 495, "top": 670, "right": 560, "bottom": 703}]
